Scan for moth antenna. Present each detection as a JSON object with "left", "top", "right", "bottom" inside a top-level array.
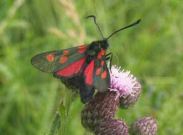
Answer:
[
  {"left": 106, "top": 19, "right": 141, "bottom": 40},
  {"left": 86, "top": 15, "right": 104, "bottom": 39}
]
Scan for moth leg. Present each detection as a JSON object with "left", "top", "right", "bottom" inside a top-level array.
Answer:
[
  {"left": 105, "top": 52, "right": 113, "bottom": 70},
  {"left": 105, "top": 52, "right": 112, "bottom": 58},
  {"left": 105, "top": 52, "right": 111, "bottom": 61}
]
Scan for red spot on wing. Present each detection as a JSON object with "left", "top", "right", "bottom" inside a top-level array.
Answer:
[
  {"left": 56, "top": 57, "right": 86, "bottom": 77},
  {"left": 96, "top": 67, "right": 101, "bottom": 75},
  {"left": 97, "top": 49, "right": 106, "bottom": 59},
  {"left": 100, "top": 60, "right": 105, "bottom": 66},
  {"left": 63, "top": 50, "right": 69, "bottom": 55},
  {"left": 97, "top": 54, "right": 102, "bottom": 59},
  {"left": 46, "top": 54, "right": 55, "bottom": 62},
  {"left": 84, "top": 60, "right": 94, "bottom": 85},
  {"left": 101, "top": 49, "right": 105, "bottom": 55},
  {"left": 78, "top": 45, "right": 85, "bottom": 48},
  {"left": 101, "top": 70, "right": 107, "bottom": 79},
  {"left": 78, "top": 45, "right": 87, "bottom": 54},
  {"left": 60, "top": 56, "right": 68, "bottom": 64}
]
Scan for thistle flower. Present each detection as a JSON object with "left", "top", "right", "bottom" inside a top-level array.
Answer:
[
  {"left": 94, "top": 119, "right": 129, "bottom": 135},
  {"left": 81, "top": 91, "right": 119, "bottom": 131},
  {"left": 81, "top": 91, "right": 129, "bottom": 134},
  {"left": 131, "top": 116, "right": 157, "bottom": 135},
  {"left": 109, "top": 65, "right": 141, "bottom": 108},
  {"left": 81, "top": 65, "right": 142, "bottom": 134}
]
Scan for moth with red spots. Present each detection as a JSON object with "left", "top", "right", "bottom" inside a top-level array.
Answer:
[{"left": 31, "top": 15, "right": 140, "bottom": 103}]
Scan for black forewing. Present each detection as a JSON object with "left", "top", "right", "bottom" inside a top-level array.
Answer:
[{"left": 31, "top": 45, "right": 88, "bottom": 73}]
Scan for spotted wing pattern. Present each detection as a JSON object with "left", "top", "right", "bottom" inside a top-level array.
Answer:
[
  {"left": 83, "top": 49, "right": 110, "bottom": 92},
  {"left": 93, "top": 56, "right": 110, "bottom": 92},
  {"left": 31, "top": 45, "right": 88, "bottom": 75}
]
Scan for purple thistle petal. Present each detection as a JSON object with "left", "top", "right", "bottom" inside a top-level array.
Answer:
[
  {"left": 109, "top": 65, "right": 141, "bottom": 98},
  {"left": 109, "top": 65, "right": 142, "bottom": 108}
]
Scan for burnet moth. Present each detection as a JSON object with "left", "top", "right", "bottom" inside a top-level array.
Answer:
[{"left": 31, "top": 15, "right": 141, "bottom": 103}]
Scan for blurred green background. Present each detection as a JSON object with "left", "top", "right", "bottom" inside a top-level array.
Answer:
[{"left": 0, "top": 0, "right": 183, "bottom": 135}]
